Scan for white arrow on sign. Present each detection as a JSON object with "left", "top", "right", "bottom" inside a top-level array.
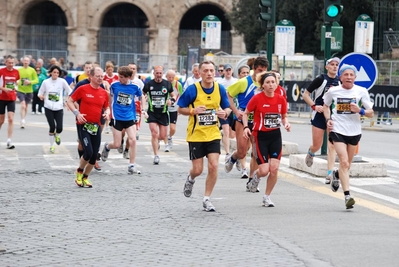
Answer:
[{"left": 355, "top": 66, "right": 371, "bottom": 82}]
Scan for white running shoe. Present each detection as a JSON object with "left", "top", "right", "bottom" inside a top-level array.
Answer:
[
  {"left": 236, "top": 159, "right": 242, "bottom": 172},
  {"left": 164, "top": 144, "right": 170, "bottom": 152},
  {"left": 203, "top": 199, "right": 216, "bottom": 212},
  {"left": 153, "top": 155, "right": 160, "bottom": 165},
  {"left": 247, "top": 172, "right": 260, "bottom": 193},
  {"left": 224, "top": 154, "right": 234, "bottom": 173},
  {"left": 241, "top": 168, "right": 249, "bottom": 179},
  {"left": 262, "top": 195, "right": 275, "bottom": 207},
  {"left": 128, "top": 165, "right": 141, "bottom": 175},
  {"left": 167, "top": 137, "right": 173, "bottom": 150}
]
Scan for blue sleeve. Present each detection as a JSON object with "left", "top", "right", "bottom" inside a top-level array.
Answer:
[
  {"left": 177, "top": 84, "right": 197, "bottom": 108},
  {"left": 219, "top": 85, "right": 230, "bottom": 109},
  {"left": 136, "top": 85, "right": 142, "bottom": 97}
]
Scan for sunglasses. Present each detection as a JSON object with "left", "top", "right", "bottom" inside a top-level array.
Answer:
[{"left": 218, "top": 69, "right": 224, "bottom": 72}]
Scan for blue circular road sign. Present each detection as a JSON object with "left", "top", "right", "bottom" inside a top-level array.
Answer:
[{"left": 338, "top": 52, "right": 378, "bottom": 90}]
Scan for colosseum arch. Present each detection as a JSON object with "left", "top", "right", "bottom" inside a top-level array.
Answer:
[
  {"left": 11, "top": 0, "right": 72, "bottom": 62},
  {"left": 90, "top": 2, "right": 155, "bottom": 68},
  {"left": 178, "top": 3, "right": 232, "bottom": 56}
]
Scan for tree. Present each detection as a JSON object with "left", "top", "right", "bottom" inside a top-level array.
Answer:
[
  {"left": 227, "top": 0, "right": 267, "bottom": 53},
  {"left": 227, "top": 0, "right": 374, "bottom": 58}
]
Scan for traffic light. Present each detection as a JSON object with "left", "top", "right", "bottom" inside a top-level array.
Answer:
[
  {"left": 259, "top": 0, "right": 276, "bottom": 29},
  {"left": 324, "top": 0, "right": 343, "bottom": 23}
]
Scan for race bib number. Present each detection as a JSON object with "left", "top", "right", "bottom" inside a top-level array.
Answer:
[
  {"left": 152, "top": 96, "right": 165, "bottom": 107},
  {"left": 263, "top": 113, "right": 281, "bottom": 128},
  {"left": 248, "top": 112, "right": 254, "bottom": 123},
  {"left": 198, "top": 109, "right": 217, "bottom": 126},
  {"left": 5, "top": 82, "right": 15, "bottom": 90},
  {"left": 116, "top": 92, "right": 133, "bottom": 106},
  {"left": 336, "top": 98, "right": 355, "bottom": 114},
  {"left": 48, "top": 92, "right": 60, "bottom": 102},
  {"left": 83, "top": 123, "right": 99, "bottom": 135}
]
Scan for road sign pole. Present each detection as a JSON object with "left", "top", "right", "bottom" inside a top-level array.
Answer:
[
  {"left": 267, "top": 30, "right": 273, "bottom": 70},
  {"left": 321, "top": 23, "right": 332, "bottom": 155}
]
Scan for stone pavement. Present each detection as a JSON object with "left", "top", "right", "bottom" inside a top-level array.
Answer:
[{"left": 0, "top": 141, "right": 321, "bottom": 266}]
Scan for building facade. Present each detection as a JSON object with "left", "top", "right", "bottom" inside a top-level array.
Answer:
[{"left": 0, "top": 0, "right": 246, "bottom": 69}]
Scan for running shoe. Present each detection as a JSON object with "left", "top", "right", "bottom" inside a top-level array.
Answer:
[
  {"left": 50, "top": 146, "right": 55, "bottom": 153},
  {"left": 183, "top": 175, "right": 195, "bottom": 197},
  {"left": 164, "top": 144, "right": 170, "bottom": 152},
  {"left": 247, "top": 172, "right": 260, "bottom": 193},
  {"left": 31, "top": 111, "right": 36, "bottom": 115},
  {"left": 21, "top": 119, "right": 25, "bottom": 129},
  {"left": 305, "top": 149, "right": 314, "bottom": 167},
  {"left": 6, "top": 141, "right": 15, "bottom": 149},
  {"left": 168, "top": 137, "right": 173, "bottom": 150},
  {"left": 123, "top": 150, "right": 130, "bottom": 159},
  {"left": 94, "top": 161, "right": 102, "bottom": 171},
  {"left": 136, "top": 132, "right": 139, "bottom": 140},
  {"left": 325, "top": 171, "right": 333, "bottom": 184},
  {"left": 55, "top": 135, "right": 61, "bottom": 145},
  {"left": 236, "top": 159, "right": 242, "bottom": 172},
  {"left": 75, "top": 170, "right": 83, "bottom": 187},
  {"left": 128, "top": 165, "right": 141, "bottom": 175},
  {"left": 331, "top": 168, "right": 340, "bottom": 192},
  {"left": 82, "top": 177, "right": 92, "bottom": 188},
  {"left": 345, "top": 195, "right": 355, "bottom": 209},
  {"left": 224, "top": 154, "right": 234, "bottom": 173},
  {"left": 117, "top": 140, "right": 124, "bottom": 153},
  {"left": 101, "top": 143, "right": 110, "bottom": 161},
  {"left": 241, "top": 168, "right": 249, "bottom": 179},
  {"left": 262, "top": 195, "right": 275, "bottom": 207},
  {"left": 246, "top": 182, "right": 260, "bottom": 192},
  {"left": 203, "top": 199, "right": 216, "bottom": 212},
  {"left": 105, "top": 126, "right": 111, "bottom": 134},
  {"left": 153, "top": 155, "right": 160, "bottom": 165}
]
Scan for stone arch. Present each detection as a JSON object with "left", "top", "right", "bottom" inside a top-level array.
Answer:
[
  {"left": 8, "top": 0, "right": 73, "bottom": 28},
  {"left": 178, "top": 2, "right": 233, "bottom": 55},
  {"left": 88, "top": 1, "right": 155, "bottom": 68},
  {"left": 90, "top": 1, "right": 156, "bottom": 30},
  {"left": 12, "top": 0, "right": 73, "bottom": 61}
]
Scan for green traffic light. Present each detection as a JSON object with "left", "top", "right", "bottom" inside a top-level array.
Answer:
[{"left": 326, "top": 5, "right": 339, "bottom": 17}]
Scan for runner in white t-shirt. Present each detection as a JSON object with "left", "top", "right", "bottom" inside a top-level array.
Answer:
[{"left": 323, "top": 64, "right": 374, "bottom": 210}]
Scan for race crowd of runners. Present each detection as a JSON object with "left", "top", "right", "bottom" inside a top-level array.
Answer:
[{"left": 0, "top": 55, "right": 374, "bottom": 211}]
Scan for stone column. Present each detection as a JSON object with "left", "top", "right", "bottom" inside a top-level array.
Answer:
[
  {"left": 5, "top": 24, "right": 19, "bottom": 56},
  {"left": 231, "top": 32, "right": 246, "bottom": 55}
]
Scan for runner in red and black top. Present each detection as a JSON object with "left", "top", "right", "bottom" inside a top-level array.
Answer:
[
  {"left": 0, "top": 55, "right": 20, "bottom": 149},
  {"left": 67, "top": 67, "right": 110, "bottom": 188},
  {"left": 242, "top": 71, "right": 291, "bottom": 207}
]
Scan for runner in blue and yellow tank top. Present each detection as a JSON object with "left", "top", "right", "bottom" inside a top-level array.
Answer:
[
  {"left": 225, "top": 57, "right": 269, "bottom": 192},
  {"left": 178, "top": 61, "right": 230, "bottom": 212}
]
